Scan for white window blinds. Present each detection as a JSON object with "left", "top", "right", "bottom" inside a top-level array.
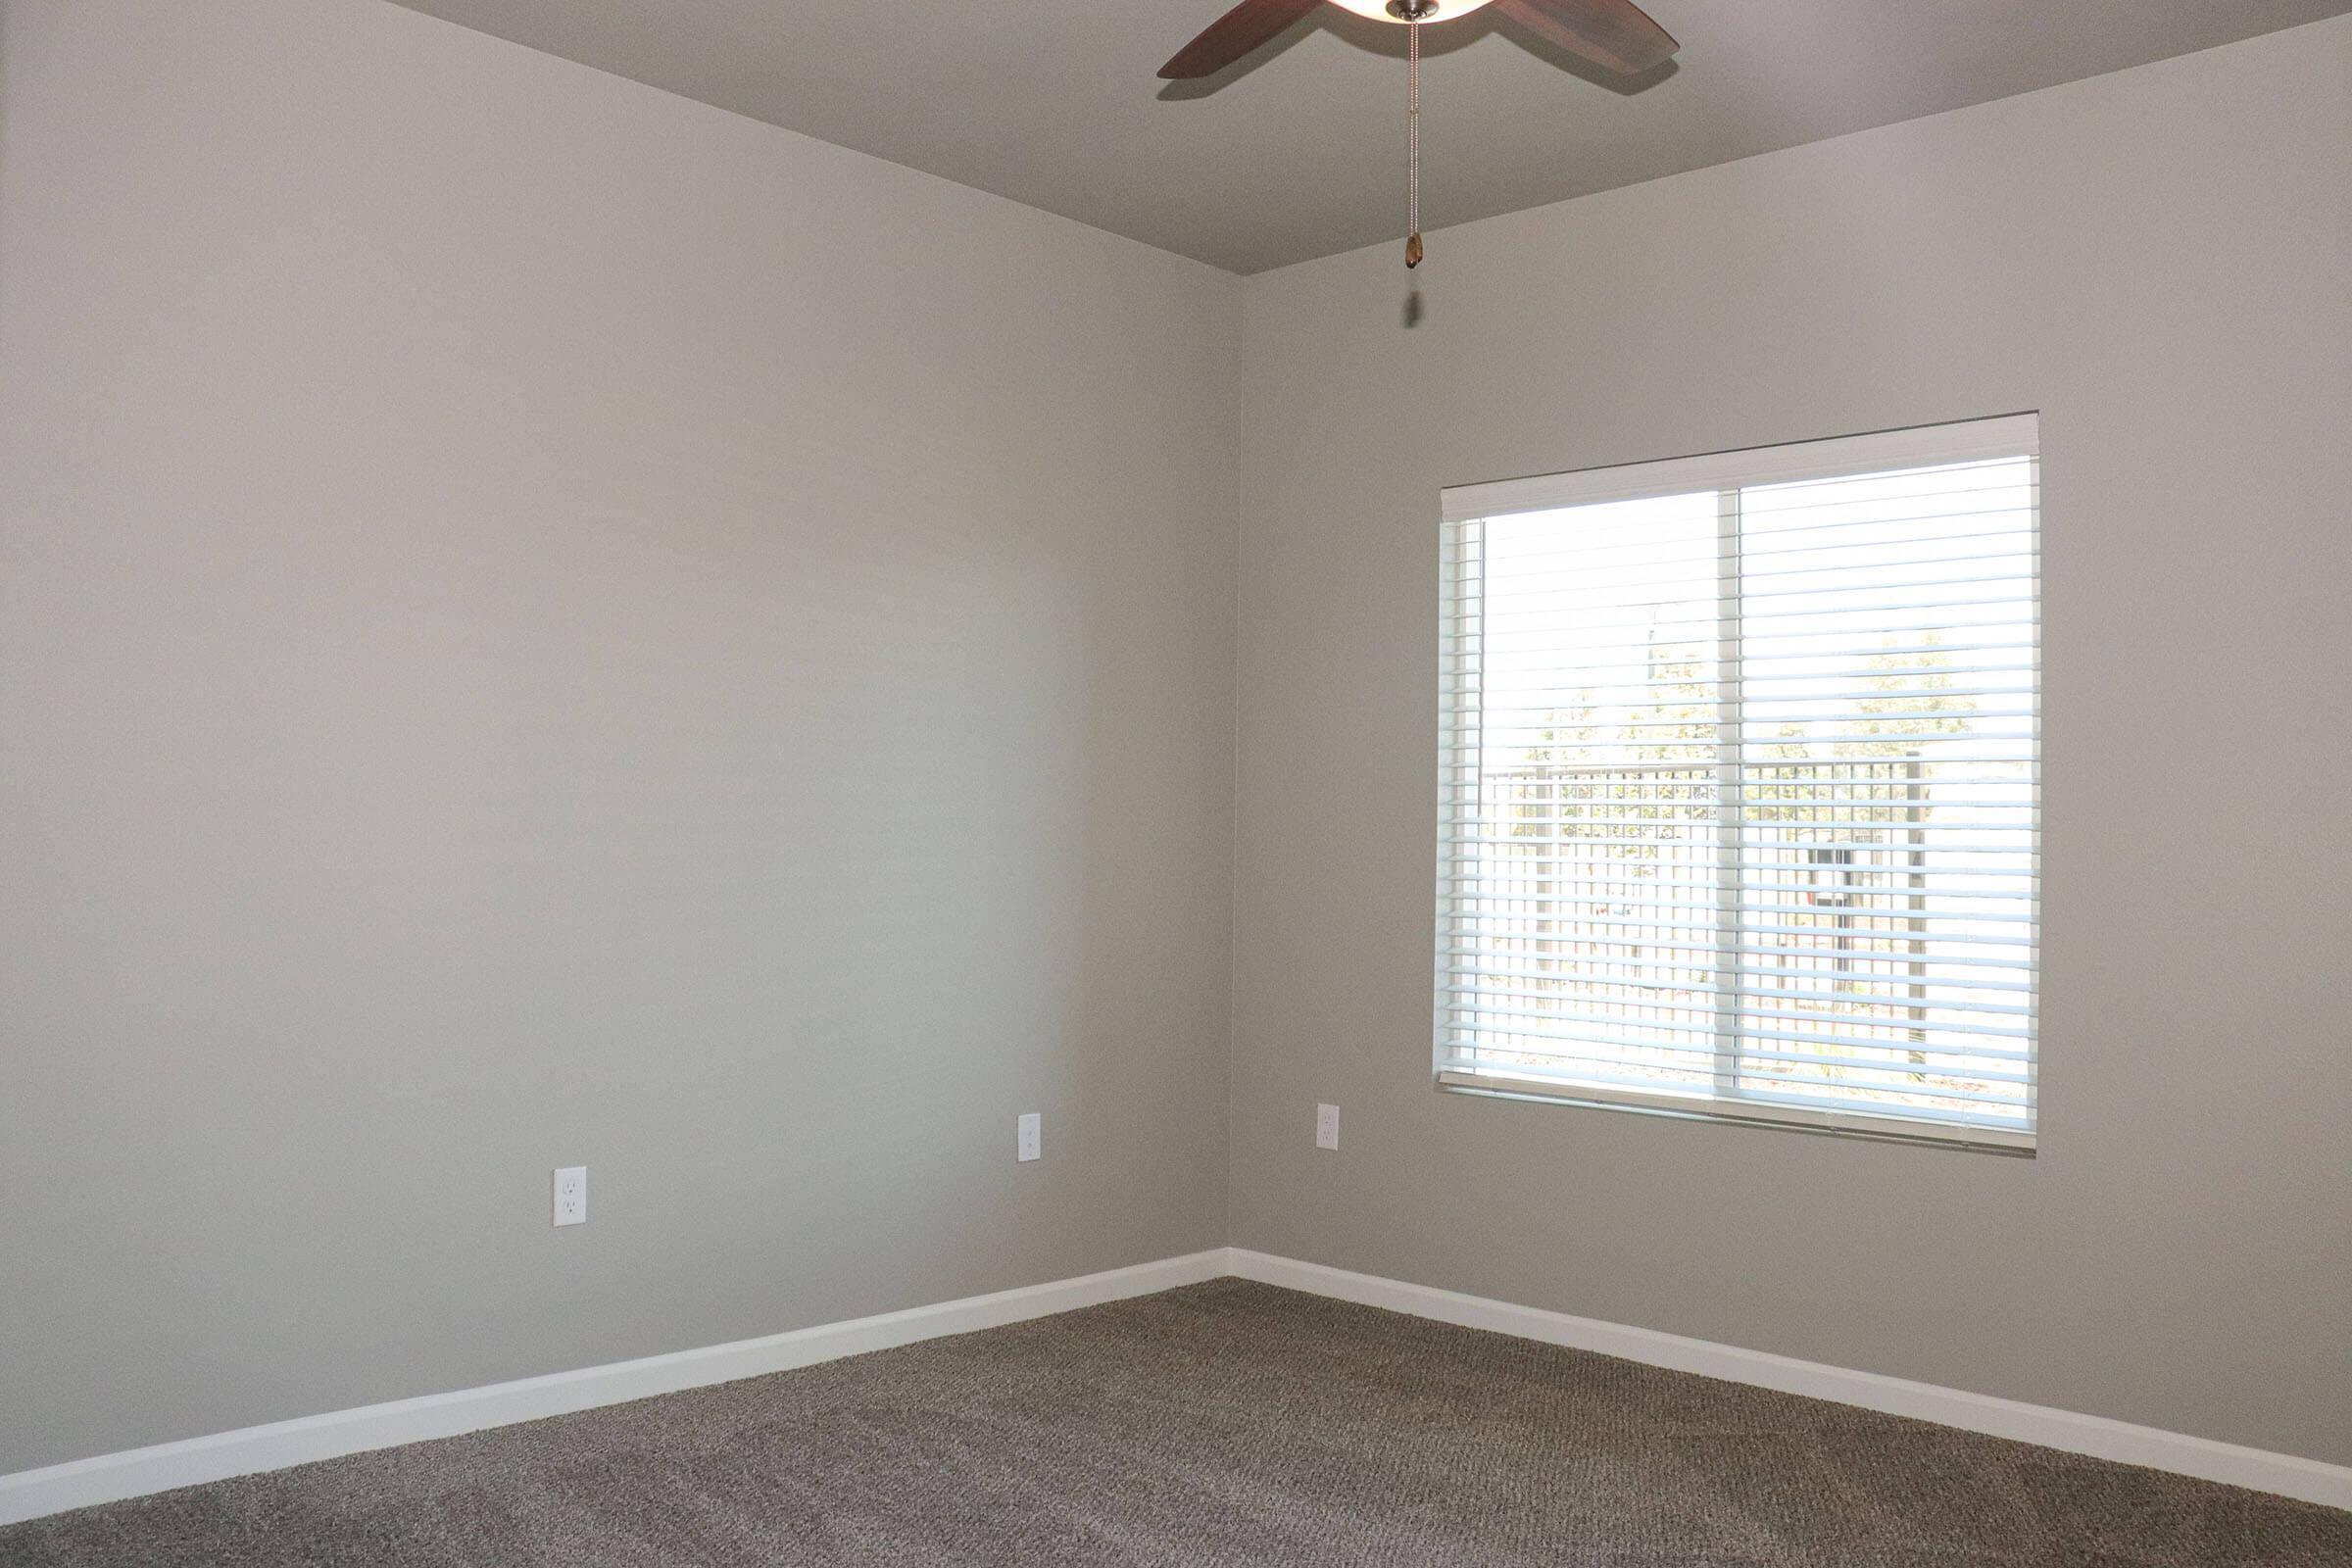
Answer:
[{"left": 1436, "top": 417, "right": 2039, "bottom": 1151}]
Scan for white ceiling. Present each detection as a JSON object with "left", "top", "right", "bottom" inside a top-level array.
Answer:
[{"left": 384, "top": 0, "right": 2352, "bottom": 273}]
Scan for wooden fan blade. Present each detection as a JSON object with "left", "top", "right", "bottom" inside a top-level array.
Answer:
[
  {"left": 1494, "top": 0, "right": 1678, "bottom": 75},
  {"left": 1159, "top": 0, "right": 1326, "bottom": 80}
]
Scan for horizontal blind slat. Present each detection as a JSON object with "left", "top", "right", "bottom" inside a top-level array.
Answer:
[{"left": 1447, "top": 972, "right": 2037, "bottom": 1004}]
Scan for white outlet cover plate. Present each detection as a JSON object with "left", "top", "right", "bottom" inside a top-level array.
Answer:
[
  {"left": 553, "top": 1166, "right": 587, "bottom": 1226},
  {"left": 1016, "top": 1113, "right": 1042, "bottom": 1163},
  {"left": 1316, "top": 1103, "right": 1340, "bottom": 1150}
]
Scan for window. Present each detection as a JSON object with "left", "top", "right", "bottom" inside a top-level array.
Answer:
[{"left": 1436, "top": 416, "right": 2039, "bottom": 1152}]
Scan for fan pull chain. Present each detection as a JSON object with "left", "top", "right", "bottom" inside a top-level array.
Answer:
[{"left": 1405, "top": 18, "right": 1423, "bottom": 269}]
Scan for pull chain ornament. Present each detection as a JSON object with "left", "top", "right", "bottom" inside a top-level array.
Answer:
[{"left": 1405, "top": 11, "right": 1423, "bottom": 268}]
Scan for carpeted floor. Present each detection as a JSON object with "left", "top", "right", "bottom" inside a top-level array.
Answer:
[{"left": 5, "top": 1279, "right": 2347, "bottom": 1566}]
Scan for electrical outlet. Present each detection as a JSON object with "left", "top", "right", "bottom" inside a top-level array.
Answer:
[
  {"left": 1016, "top": 1112, "right": 1042, "bottom": 1163},
  {"left": 553, "top": 1166, "right": 587, "bottom": 1227},
  {"left": 1316, "top": 1102, "right": 1340, "bottom": 1151}
]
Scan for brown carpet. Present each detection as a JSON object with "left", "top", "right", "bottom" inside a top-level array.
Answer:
[{"left": 5, "top": 1279, "right": 2346, "bottom": 1566}]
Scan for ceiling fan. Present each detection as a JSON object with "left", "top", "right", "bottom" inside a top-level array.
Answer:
[{"left": 1160, "top": 0, "right": 1679, "bottom": 270}]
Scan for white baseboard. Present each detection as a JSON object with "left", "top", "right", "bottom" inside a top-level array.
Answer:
[
  {"left": 10, "top": 1247, "right": 2344, "bottom": 1528},
  {"left": 0, "top": 1250, "right": 1229, "bottom": 1527},
  {"left": 1227, "top": 1249, "right": 2352, "bottom": 1514}
]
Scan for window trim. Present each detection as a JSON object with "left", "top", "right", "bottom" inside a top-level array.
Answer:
[
  {"left": 1442, "top": 416, "right": 2040, "bottom": 525},
  {"left": 1435, "top": 415, "right": 2041, "bottom": 1155},
  {"left": 1436, "top": 1069, "right": 2037, "bottom": 1154}
]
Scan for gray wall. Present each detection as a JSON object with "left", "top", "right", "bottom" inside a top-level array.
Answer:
[
  {"left": 0, "top": 0, "right": 1239, "bottom": 1473},
  {"left": 1230, "top": 17, "right": 2352, "bottom": 1468}
]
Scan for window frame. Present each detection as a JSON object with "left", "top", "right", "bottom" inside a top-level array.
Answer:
[{"left": 1434, "top": 416, "right": 2040, "bottom": 1155}]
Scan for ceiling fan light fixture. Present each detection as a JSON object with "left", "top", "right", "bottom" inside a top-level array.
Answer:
[
  {"left": 1327, "top": 0, "right": 1501, "bottom": 22},
  {"left": 1157, "top": 0, "right": 1679, "bottom": 270}
]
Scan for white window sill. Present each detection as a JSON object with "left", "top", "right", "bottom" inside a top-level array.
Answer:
[{"left": 1436, "top": 1068, "right": 2036, "bottom": 1157}]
